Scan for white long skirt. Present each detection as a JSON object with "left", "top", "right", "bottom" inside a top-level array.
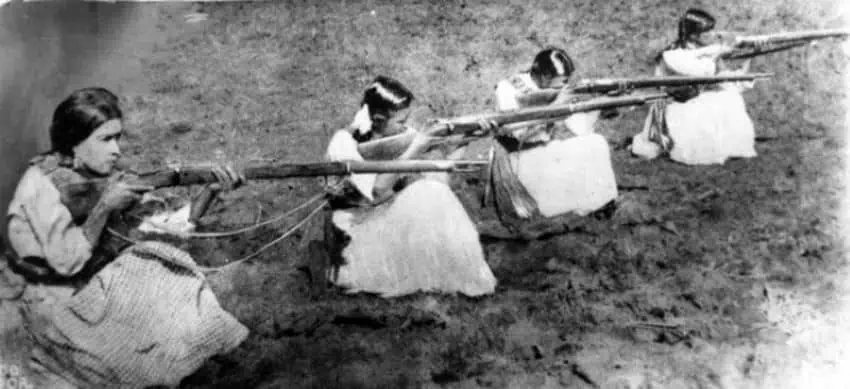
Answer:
[
  {"left": 330, "top": 179, "right": 496, "bottom": 298},
  {"left": 664, "top": 89, "right": 757, "bottom": 165},
  {"left": 507, "top": 134, "right": 618, "bottom": 218}
]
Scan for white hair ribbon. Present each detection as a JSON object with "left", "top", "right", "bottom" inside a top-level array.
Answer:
[
  {"left": 351, "top": 104, "right": 373, "bottom": 136},
  {"left": 371, "top": 82, "right": 408, "bottom": 106},
  {"left": 551, "top": 52, "right": 566, "bottom": 76}
]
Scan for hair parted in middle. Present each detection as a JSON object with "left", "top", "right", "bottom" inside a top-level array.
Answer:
[
  {"left": 49, "top": 87, "right": 123, "bottom": 156},
  {"left": 530, "top": 47, "right": 576, "bottom": 81},
  {"left": 677, "top": 8, "right": 716, "bottom": 42},
  {"left": 360, "top": 75, "right": 414, "bottom": 119},
  {"left": 653, "top": 8, "right": 718, "bottom": 62}
]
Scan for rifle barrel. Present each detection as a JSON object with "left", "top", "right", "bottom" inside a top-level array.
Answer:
[
  {"left": 736, "top": 28, "right": 850, "bottom": 44},
  {"left": 569, "top": 73, "right": 773, "bottom": 94},
  {"left": 521, "top": 73, "right": 772, "bottom": 104},
  {"left": 137, "top": 160, "right": 488, "bottom": 189},
  {"left": 438, "top": 93, "right": 669, "bottom": 135},
  {"left": 724, "top": 41, "right": 810, "bottom": 60},
  {"left": 360, "top": 93, "right": 673, "bottom": 159},
  {"left": 243, "top": 160, "right": 488, "bottom": 178}
]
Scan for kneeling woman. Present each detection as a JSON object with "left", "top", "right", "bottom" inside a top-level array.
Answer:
[
  {"left": 321, "top": 76, "right": 497, "bottom": 298},
  {"left": 2, "top": 87, "right": 248, "bottom": 388},
  {"left": 489, "top": 47, "right": 619, "bottom": 230},
  {"left": 630, "top": 8, "right": 758, "bottom": 165}
]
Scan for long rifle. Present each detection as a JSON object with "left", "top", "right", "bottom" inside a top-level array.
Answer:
[
  {"left": 723, "top": 40, "right": 810, "bottom": 60},
  {"left": 58, "top": 159, "right": 488, "bottom": 224},
  {"left": 721, "top": 28, "right": 850, "bottom": 60},
  {"left": 66, "top": 159, "right": 488, "bottom": 193},
  {"left": 734, "top": 28, "right": 850, "bottom": 47},
  {"left": 516, "top": 73, "right": 773, "bottom": 106},
  {"left": 357, "top": 92, "right": 670, "bottom": 159}
]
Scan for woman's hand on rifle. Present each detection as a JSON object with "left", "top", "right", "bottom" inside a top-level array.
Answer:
[
  {"left": 406, "top": 131, "right": 435, "bottom": 157},
  {"left": 713, "top": 33, "right": 771, "bottom": 59},
  {"left": 666, "top": 85, "right": 701, "bottom": 103},
  {"left": 208, "top": 164, "right": 246, "bottom": 192},
  {"left": 102, "top": 174, "right": 155, "bottom": 212},
  {"left": 476, "top": 118, "right": 499, "bottom": 134},
  {"left": 552, "top": 87, "right": 579, "bottom": 105},
  {"left": 82, "top": 174, "right": 154, "bottom": 245},
  {"left": 463, "top": 117, "right": 499, "bottom": 137},
  {"left": 188, "top": 164, "right": 245, "bottom": 224}
]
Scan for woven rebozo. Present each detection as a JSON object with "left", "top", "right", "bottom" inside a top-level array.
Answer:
[
  {"left": 486, "top": 140, "right": 542, "bottom": 230},
  {"left": 646, "top": 99, "right": 674, "bottom": 153},
  {"left": 23, "top": 240, "right": 248, "bottom": 388}
]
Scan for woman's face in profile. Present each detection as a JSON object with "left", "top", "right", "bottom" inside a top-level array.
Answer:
[
  {"left": 543, "top": 74, "right": 570, "bottom": 89},
  {"left": 73, "top": 119, "right": 123, "bottom": 176},
  {"left": 371, "top": 107, "right": 410, "bottom": 137}
]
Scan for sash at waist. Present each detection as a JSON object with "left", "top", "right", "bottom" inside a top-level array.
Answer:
[
  {"left": 495, "top": 135, "right": 549, "bottom": 153},
  {"left": 4, "top": 232, "right": 129, "bottom": 289}
]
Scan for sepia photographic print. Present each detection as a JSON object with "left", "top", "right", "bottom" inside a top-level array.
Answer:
[{"left": 0, "top": 0, "right": 848, "bottom": 388}]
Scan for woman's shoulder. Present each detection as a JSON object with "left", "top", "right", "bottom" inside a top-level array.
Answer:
[
  {"left": 8, "top": 159, "right": 62, "bottom": 212},
  {"left": 12, "top": 164, "right": 51, "bottom": 192},
  {"left": 660, "top": 49, "right": 717, "bottom": 77},
  {"left": 28, "top": 152, "right": 73, "bottom": 173},
  {"left": 13, "top": 153, "right": 70, "bottom": 190}
]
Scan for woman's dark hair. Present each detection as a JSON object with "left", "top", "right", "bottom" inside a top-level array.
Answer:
[
  {"left": 360, "top": 76, "right": 414, "bottom": 120},
  {"left": 677, "top": 8, "right": 716, "bottom": 43},
  {"left": 655, "top": 8, "right": 717, "bottom": 62},
  {"left": 530, "top": 47, "right": 576, "bottom": 81},
  {"left": 49, "top": 87, "right": 123, "bottom": 156}
]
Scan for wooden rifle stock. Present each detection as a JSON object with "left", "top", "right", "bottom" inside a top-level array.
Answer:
[{"left": 358, "top": 93, "right": 670, "bottom": 159}]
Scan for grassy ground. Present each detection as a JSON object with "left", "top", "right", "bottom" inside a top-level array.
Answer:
[{"left": 8, "top": 0, "right": 850, "bottom": 388}]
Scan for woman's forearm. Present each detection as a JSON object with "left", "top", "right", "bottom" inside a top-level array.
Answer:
[
  {"left": 370, "top": 132, "right": 429, "bottom": 197},
  {"left": 372, "top": 172, "right": 402, "bottom": 198},
  {"left": 81, "top": 201, "right": 111, "bottom": 245},
  {"left": 398, "top": 138, "right": 429, "bottom": 160},
  {"left": 694, "top": 44, "right": 732, "bottom": 59}
]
